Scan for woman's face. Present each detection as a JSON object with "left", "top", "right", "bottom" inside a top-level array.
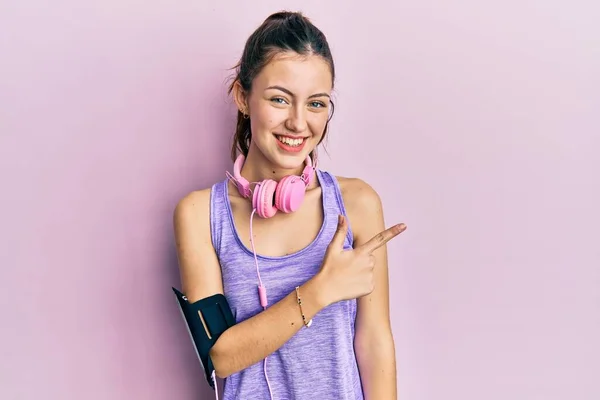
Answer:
[{"left": 237, "top": 51, "right": 333, "bottom": 170}]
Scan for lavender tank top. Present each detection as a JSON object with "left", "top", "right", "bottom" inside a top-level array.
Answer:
[{"left": 209, "top": 169, "right": 365, "bottom": 400}]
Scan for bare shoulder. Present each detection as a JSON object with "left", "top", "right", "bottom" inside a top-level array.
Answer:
[
  {"left": 173, "top": 188, "right": 212, "bottom": 226},
  {"left": 173, "top": 187, "right": 223, "bottom": 301},
  {"left": 173, "top": 188, "right": 213, "bottom": 244},
  {"left": 335, "top": 176, "right": 385, "bottom": 243},
  {"left": 336, "top": 176, "right": 383, "bottom": 211}
]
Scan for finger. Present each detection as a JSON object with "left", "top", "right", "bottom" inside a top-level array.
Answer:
[
  {"left": 329, "top": 215, "right": 349, "bottom": 249},
  {"left": 359, "top": 223, "right": 406, "bottom": 254}
]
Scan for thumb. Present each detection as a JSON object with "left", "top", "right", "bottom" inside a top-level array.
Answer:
[{"left": 329, "top": 215, "right": 348, "bottom": 249}]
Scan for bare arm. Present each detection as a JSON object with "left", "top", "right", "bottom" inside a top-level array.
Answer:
[
  {"left": 173, "top": 189, "right": 328, "bottom": 378},
  {"left": 342, "top": 178, "right": 403, "bottom": 400}
]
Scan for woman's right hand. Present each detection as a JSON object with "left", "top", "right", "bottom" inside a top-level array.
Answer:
[{"left": 315, "top": 215, "right": 406, "bottom": 305}]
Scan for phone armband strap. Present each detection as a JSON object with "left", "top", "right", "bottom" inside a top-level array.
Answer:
[{"left": 172, "top": 287, "right": 236, "bottom": 388}]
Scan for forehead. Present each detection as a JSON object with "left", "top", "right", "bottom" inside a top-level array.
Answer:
[{"left": 253, "top": 52, "right": 333, "bottom": 94}]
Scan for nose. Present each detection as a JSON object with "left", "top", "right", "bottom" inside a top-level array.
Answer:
[{"left": 285, "top": 106, "right": 307, "bottom": 133}]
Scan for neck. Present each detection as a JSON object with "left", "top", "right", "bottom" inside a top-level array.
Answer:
[{"left": 240, "top": 144, "right": 315, "bottom": 186}]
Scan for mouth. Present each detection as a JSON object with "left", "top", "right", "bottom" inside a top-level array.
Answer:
[{"left": 275, "top": 134, "right": 308, "bottom": 153}]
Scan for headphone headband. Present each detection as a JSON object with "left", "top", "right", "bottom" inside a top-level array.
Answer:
[{"left": 232, "top": 154, "right": 314, "bottom": 198}]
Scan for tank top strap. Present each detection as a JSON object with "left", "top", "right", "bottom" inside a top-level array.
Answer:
[
  {"left": 316, "top": 169, "right": 354, "bottom": 248},
  {"left": 209, "top": 179, "right": 229, "bottom": 258}
]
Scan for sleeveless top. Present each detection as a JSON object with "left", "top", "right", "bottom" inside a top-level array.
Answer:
[{"left": 209, "top": 169, "right": 365, "bottom": 400}]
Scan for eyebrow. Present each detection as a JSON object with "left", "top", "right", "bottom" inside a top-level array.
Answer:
[{"left": 266, "top": 85, "right": 330, "bottom": 99}]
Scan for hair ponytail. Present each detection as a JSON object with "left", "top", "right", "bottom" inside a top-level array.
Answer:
[{"left": 229, "top": 101, "right": 251, "bottom": 162}]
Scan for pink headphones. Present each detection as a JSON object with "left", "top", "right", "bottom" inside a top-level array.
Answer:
[{"left": 228, "top": 154, "right": 316, "bottom": 218}]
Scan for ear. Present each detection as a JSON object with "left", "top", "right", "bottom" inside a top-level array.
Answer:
[{"left": 232, "top": 80, "right": 248, "bottom": 114}]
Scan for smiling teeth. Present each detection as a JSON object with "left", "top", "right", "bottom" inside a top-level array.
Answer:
[{"left": 277, "top": 136, "right": 304, "bottom": 146}]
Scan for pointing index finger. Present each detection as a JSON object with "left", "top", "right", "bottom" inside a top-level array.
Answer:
[{"left": 359, "top": 224, "right": 406, "bottom": 254}]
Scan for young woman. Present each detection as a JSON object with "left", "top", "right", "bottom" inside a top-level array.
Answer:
[{"left": 174, "top": 11, "right": 406, "bottom": 400}]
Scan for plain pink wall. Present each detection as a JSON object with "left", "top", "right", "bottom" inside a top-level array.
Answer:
[{"left": 2, "top": 1, "right": 599, "bottom": 399}]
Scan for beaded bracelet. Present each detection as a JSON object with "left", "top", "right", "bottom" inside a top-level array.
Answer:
[{"left": 295, "top": 286, "right": 313, "bottom": 328}]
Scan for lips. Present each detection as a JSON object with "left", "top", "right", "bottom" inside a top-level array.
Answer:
[
  {"left": 276, "top": 135, "right": 306, "bottom": 147},
  {"left": 275, "top": 134, "right": 308, "bottom": 153}
]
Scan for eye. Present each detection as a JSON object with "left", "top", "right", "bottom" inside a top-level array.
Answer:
[
  {"left": 309, "top": 101, "right": 327, "bottom": 109},
  {"left": 270, "top": 97, "right": 288, "bottom": 105}
]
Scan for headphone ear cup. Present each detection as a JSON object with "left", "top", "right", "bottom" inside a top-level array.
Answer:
[
  {"left": 253, "top": 179, "right": 278, "bottom": 218},
  {"left": 275, "top": 175, "right": 307, "bottom": 213}
]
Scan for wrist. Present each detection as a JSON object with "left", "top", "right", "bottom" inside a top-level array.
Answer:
[{"left": 304, "top": 272, "right": 332, "bottom": 310}]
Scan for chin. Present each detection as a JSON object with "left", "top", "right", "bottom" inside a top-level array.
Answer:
[{"left": 271, "top": 151, "right": 311, "bottom": 170}]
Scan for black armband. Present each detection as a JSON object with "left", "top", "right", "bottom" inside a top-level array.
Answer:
[{"left": 172, "top": 287, "right": 236, "bottom": 388}]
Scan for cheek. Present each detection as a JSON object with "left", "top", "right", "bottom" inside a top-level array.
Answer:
[
  {"left": 308, "top": 113, "right": 329, "bottom": 136},
  {"left": 253, "top": 105, "right": 284, "bottom": 130}
]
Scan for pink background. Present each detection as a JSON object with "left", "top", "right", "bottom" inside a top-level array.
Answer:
[{"left": 2, "top": 1, "right": 599, "bottom": 399}]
